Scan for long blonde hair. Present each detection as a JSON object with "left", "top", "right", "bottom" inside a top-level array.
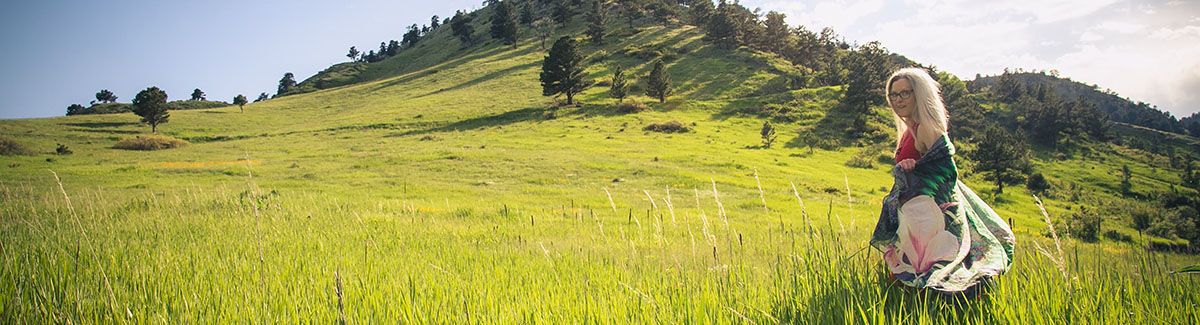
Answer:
[{"left": 886, "top": 68, "right": 948, "bottom": 153}]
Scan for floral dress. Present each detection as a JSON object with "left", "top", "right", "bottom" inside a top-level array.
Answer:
[{"left": 870, "top": 133, "right": 1016, "bottom": 292}]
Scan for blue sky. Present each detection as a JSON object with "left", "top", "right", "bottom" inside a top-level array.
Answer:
[{"left": 2, "top": 0, "right": 1198, "bottom": 119}]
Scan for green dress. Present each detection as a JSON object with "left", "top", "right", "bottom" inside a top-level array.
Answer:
[{"left": 870, "top": 134, "right": 1016, "bottom": 292}]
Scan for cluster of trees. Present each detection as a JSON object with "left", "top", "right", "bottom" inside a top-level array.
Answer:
[
  {"left": 986, "top": 72, "right": 1111, "bottom": 151},
  {"left": 539, "top": 35, "right": 672, "bottom": 105},
  {"left": 347, "top": 14, "right": 446, "bottom": 64}
]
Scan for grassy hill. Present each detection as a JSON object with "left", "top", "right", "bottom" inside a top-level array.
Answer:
[{"left": 1, "top": 1, "right": 1197, "bottom": 322}]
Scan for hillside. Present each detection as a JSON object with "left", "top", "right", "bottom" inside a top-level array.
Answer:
[
  {"left": 1, "top": 0, "right": 1198, "bottom": 322},
  {"left": 973, "top": 71, "right": 1192, "bottom": 135}
]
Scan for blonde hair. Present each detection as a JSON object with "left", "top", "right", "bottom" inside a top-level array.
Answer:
[{"left": 886, "top": 67, "right": 948, "bottom": 153}]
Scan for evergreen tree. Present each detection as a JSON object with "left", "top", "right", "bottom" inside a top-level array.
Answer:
[
  {"left": 761, "top": 11, "right": 789, "bottom": 54},
  {"left": 233, "top": 94, "right": 248, "bottom": 113},
  {"left": 431, "top": 15, "right": 441, "bottom": 29},
  {"left": 760, "top": 120, "right": 777, "bottom": 148},
  {"left": 688, "top": 0, "right": 714, "bottom": 27},
  {"left": 520, "top": 1, "right": 535, "bottom": 25},
  {"left": 387, "top": 40, "right": 401, "bottom": 56},
  {"left": 704, "top": 1, "right": 738, "bottom": 49},
  {"left": 1119, "top": 164, "right": 1133, "bottom": 195},
  {"left": 255, "top": 92, "right": 269, "bottom": 102},
  {"left": 66, "top": 104, "right": 86, "bottom": 116},
  {"left": 585, "top": 0, "right": 608, "bottom": 44},
  {"left": 842, "top": 41, "right": 893, "bottom": 130},
  {"left": 995, "top": 71, "right": 1024, "bottom": 103},
  {"left": 609, "top": 65, "right": 629, "bottom": 103},
  {"left": 1026, "top": 171, "right": 1050, "bottom": 194},
  {"left": 645, "top": 59, "right": 672, "bottom": 103},
  {"left": 553, "top": 0, "right": 573, "bottom": 25},
  {"left": 972, "top": 125, "right": 1030, "bottom": 194},
  {"left": 540, "top": 36, "right": 587, "bottom": 104},
  {"left": 451, "top": 10, "right": 476, "bottom": 46},
  {"left": 95, "top": 89, "right": 118, "bottom": 103},
  {"left": 132, "top": 86, "right": 170, "bottom": 133},
  {"left": 402, "top": 24, "right": 421, "bottom": 48},
  {"left": 277, "top": 72, "right": 297, "bottom": 97},
  {"left": 347, "top": 46, "right": 359, "bottom": 60},
  {"left": 533, "top": 18, "right": 553, "bottom": 49},
  {"left": 617, "top": 0, "right": 645, "bottom": 28},
  {"left": 190, "top": 88, "right": 205, "bottom": 101},
  {"left": 490, "top": 0, "right": 520, "bottom": 47}
]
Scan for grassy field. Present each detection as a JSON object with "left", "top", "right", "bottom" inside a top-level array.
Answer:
[{"left": 2, "top": 12, "right": 1198, "bottom": 323}]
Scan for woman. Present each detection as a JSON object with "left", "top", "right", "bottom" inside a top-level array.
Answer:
[{"left": 870, "top": 67, "right": 1016, "bottom": 293}]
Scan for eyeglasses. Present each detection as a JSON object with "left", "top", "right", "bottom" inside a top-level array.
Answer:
[{"left": 888, "top": 90, "right": 913, "bottom": 101}]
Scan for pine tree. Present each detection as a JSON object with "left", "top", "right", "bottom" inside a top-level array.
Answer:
[
  {"left": 520, "top": 1, "right": 535, "bottom": 25},
  {"left": 95, "top": 89, "right": 118, "bottom": 103},
  {"left": 132, "top": 86, "right": 170, "bottom": 133},
  {"left": 277, "top": 72, "right": 297, "bottom": 97},
  {"left": 609, "top": 65, "right": 629, "bottom": 103},
  {"left": 451, "top": 10, "right": 475, "bottom": 46},
  {"left": 490, "top": 0, "right": 520, "bottom": 47},
  {"left": 553, "top": 0, "right": 573, "bottom": 25},
  {"left": 842, "top": 41, "right": 893, "bottom": 130},
  {"left": 760, "top": 120, "right": 777, "bottom": 148},
  {"left": 255, "top": 93, "right": 269, "bottom": 102},
  {"left": 761, "top": 11, "right": 789, "bottom": 54},
  {"left": 645, "top": 59, "right": 672, "bottom": 103},
  {"left": 1119, "top": 164, "right": 1133, "bottom": 195},
  {"left": 190, "top": 88, "right": 205, "bottom": 101},
  {"left": 346, "top": 46, "right": 359, "bottom": 60},
  {"left": 66, "top": 104, "right": 86, "bottom": 116},
  {"left": 972, "top": 125, "right": 1030, "bottom": 194},
  {"left": 540, "top": 36, "right": 587, "bottom": 105},
  {"left": 688, "top": 0, "right": 714, "bottom": 27},
  {"left": 233, "top": 94, "right": 248, "bottom": 113},
  {"left": 431, "top": 15, "right": 441, "bottom": 29},
  {"left": 585, "top": 0, "right": 608, "bottom": 44}
]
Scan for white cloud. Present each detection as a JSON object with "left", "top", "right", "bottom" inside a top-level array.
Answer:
[
  {"left": 1080, "top": 31, "right": 1105, "bottom": 42},
  {"left": 1095, "top": 21, "right": 1146, "bottom": 34},
  {"left": 1150, "top": 25, "right": 1200, "bottom": 40}
]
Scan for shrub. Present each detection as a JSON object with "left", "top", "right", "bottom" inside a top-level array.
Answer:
[
  {"left": 0, "top": 136, "right": 31, "bottom": 156},
  {"left": 643, "top": 121, "right": 690, "bottom": 133},
  {"left": 1067, "top": 206, "right": 1101, "bottom": 242},
  {"left": 617, "top": 101, "right": 648, "bottom": 114},
  {"left": 1103, "top": 229, "right": 1132, "bottom": 242},
  {"left": 55, "top": 144, "right": 72, "bottom": 155},
  {"left": 113, "top": 135, "right": 189, "bottom": 151},
  {"left": 1027, "top": 172, "right": 1050, "bottom": 194}
]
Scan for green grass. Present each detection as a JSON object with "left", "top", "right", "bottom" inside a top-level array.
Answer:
[{"left": 1, "top": 8, "right": 1198, "bottom": 322}]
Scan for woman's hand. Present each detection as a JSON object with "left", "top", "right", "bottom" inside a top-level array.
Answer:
[{"left": 898, "top": 159, "right": 916, "bottom": 172}]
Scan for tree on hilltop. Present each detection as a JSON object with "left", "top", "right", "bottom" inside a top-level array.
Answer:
[
  {"left": 191, "top": 88, "right": 206, "bottom": 101},
  {"left": 431, "top": 15, "right": 441, "bottom": 29},
  {"left": 255, "top": 92, "right": 269, "bottom": 102},
  {"left": 95, "top": 89, "right": 118, "bottom": 103},
  {"left": 66, "top": 104, "right": 86, "bottom": 116},
  {"left": 132, "top": 86, "right": 170, "bottom": 133},
  {"left": 233, "top": 94, "right": 248, "bottom": 113},
  {"left": 403, "top": 24, "right": 422, "bottom": 48},
  {"left": 645, "top": 59, "right": 672, "bottom": 103},
  {"left": 451, "top": 10, "right": 476, "bottom": 46},
  {"left": 346, "top": 46, "right": 359, "bottom": 61},
  {"left": 540, "top": 36, "right": 587, "bottom": 105},
  {"left": 277, "top": 72, "right": 296, "bottom": 97}
]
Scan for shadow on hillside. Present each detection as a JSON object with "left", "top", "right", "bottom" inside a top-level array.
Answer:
[
  {"left": 369, "top": 44, "right": 512, "bottom": 92},
  {"left": 783, "top": 101, "right": 861, "bottom": 149},
  {"left": 389, "top": 106, "right": 550, "bottom": 137},
  {"left": 65, "top": 122, "right": 137, "bottom": 128},
  {"left": 414, "top": 61, "right": 540, "bottom": 99},
  {"left": 64, "top": 122, "right": 142, "bottom": 135}
]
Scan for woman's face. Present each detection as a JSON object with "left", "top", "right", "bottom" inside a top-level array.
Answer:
[{"left": 889, "top": 77, "right": 915, "bottom": 118}]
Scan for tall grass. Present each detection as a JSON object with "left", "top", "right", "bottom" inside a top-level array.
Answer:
[{"left": 1, "top": 171, "right": 1196, "bottom": 322}]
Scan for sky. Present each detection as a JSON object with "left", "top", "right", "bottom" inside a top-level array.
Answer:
[{"left": 1, "top": 0, "right": 1198, "bottom": 120}]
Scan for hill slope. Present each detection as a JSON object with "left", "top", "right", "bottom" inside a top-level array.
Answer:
[{"left": 0, "top": 0, "right": 1198, "bottom": 322}]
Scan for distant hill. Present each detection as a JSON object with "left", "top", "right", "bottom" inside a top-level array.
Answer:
[{"left": 972, "top": 72, "right": 1190, "bottom": 135}]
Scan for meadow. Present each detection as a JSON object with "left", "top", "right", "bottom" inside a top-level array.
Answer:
[{"left": 2, "top": 18, "right": 1198, "bottom": 323}]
